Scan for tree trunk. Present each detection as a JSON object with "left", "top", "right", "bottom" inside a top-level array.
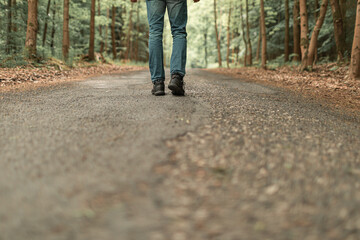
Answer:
[
  {"left": 226, "top": 1, "right": 232, "bottom": 68},
  {"left": 62, "top": 0, "right": 70, "bottom": 61},
  {"left": 11, "top": 0, "right": 17, "bottom": 32},
  {"left": 88, "top": 0, "right": 96, "bottom": 61},
  {"left": 350, "top": 0, "right": 360, "bottom": 79},
  {"left": 293, "top": 0, "right": 301, "bottom": 61},
  {"left": 135, "top": 2, "right": 140, "bottom": 62},
  {"left": 25, "top": 0, "right": 38, "bottom": 59},
  {"left": 245, "top": 0, "right": 252, "bottom": 65},
  {"left": 256, "top": 18, "right": 261, "bottom": 62},
  {"left": 284, "top": 0, "right": 290, "bottom": 62},
  {"left": 240, "top": 3, "right": 248, "bottom": 66},
  {"left": 111, "top": 5, "right": 117, "bottom": 59},
  {"left": 300, "top": 0, "right": 309, "bottom": 68},
  {"left": 260, "top": 0, "right": 267, "bottom": 69},
  {"left": 330, "top": 0, "right": 346, "bottom": 62},
  {"left": 125, "top": 3, "right": 134, "bottom": 61},
  {"left": 315, "top": 0, "right": 320, "bottom": 18},
  {"left": 50, "top": 0, "right": 56, "bottom": 55},
  {"left": 98, "top": 0, "right": 104, "bottom": 55},
  {"left": 204, "top": 33, "right": 208, "bottom": 67},
  {"left": 305, "top": 0, "right": 328, "bottom": 70},
  {"left": 214, "top": 0, "right": 222, "bottom": 67},
  {"left": 42, "top": 0, "right": 51, "bottom": 47},
  {"left": 314, "top": 0, "right": 320, "bottom": 62},
  {"left": 105, "top": 8, "right": 109, "bottom": 53},
  {"left": 6, "top": 0, "right": 12, "bottom": 54}
]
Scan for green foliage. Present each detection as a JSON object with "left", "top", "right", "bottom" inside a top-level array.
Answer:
[{"left": 0, "top": 0, "right": 357, "bottom": 68}]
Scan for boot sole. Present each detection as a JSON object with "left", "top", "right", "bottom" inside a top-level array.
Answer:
[
  {"left": 168, "top": 84, "right": 185, "bottom": 96},
  {"left": 153, "top": 91, "right": 165, "bottom": 96}
]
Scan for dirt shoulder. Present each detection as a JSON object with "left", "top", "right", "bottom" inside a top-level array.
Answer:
[
  {"left": 208, "top": 64, "right": 360, "bottom": 114},
  {"left": 0, "top": 62, "right": 146, "bottom": 93}
]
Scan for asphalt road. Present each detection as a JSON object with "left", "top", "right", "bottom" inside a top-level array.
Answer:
[{"left": 0, "top": 69, "right": 359, "bottom": 240}]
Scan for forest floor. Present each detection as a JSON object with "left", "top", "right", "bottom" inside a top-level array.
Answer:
[
  {"left": 209, "top": 64, "right": 360, "bottom": 114},
  {"left": 0, "top": 60, "right": 146, "bottom": 93}
]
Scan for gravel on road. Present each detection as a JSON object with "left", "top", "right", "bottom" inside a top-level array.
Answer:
[{"left": 0, "top": 69, "right": 359, "bottom": 240}]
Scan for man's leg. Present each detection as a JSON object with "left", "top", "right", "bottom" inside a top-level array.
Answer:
[
  {"left": 167, "top": 0, "right": 187, "bottom": 77},
  {"left": 146, "top": 0, "right": 166, "bottom": 83}
]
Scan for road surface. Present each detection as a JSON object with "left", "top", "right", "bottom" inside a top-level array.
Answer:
[{"left": 0, "top": 69, "right": 359, "bottom": 240}]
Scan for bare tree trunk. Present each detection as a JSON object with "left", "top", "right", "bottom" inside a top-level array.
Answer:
[
  {"left": 231, "top": 31, "right": 235, "bottom": 64},
  {"left": 256, "top": 18, "right": 261, "bottom": 62},
  {"left": 305, "top": 0, "right": 328, "bottom": 70},
  {"left": 260, "top": 0, "right": 267, "bottom": 69},
  {"left": 214, "top": 0, "right": 222, "bottom": 67},
  {"left": 314, "top": 0, "right": 320, "bottom": 62},
  {"left": 240, "top": 3, "right": 247, "bottom": 66},
  {"left": 293, "top": 0, "right": 301, "bottom": 61},
  {"left": 88, "top": 0, "right": 96, "bottom": 61},
  {"left": 42, "top": 0, "right": 51, "bottom": 47},
  {"left": 315, "top": 0, "right": 319, "bottom": 18},
  {"left": 350, "top": 0, "right": 360, "bottom": 79},
  {"left": 11, "top": 0, "right": 17, "bottom": 53},
  {"left": 204, "top": 33, "right": 208, "bottom": 67},
  {"left": 284, "top": 0, "right": 290, "bottom": 62},
  {"left": 6, "top": 0, "right": 12, "bottom": 54},
  {"left": 98, "top": 0, "right": 104, "bottom": 55},
  {"left": 330, "top": 0, "right": 346, "bottom": 62},
  {"left": 105, "top": 8, "right": 109, "bottom": 53},
  {"left": 135, "top": 2, "right": 140, "bottom": 62},
  {"left": 111, "top": 5, "right": 117, "bottom": 59},
  {"left": 11, "top": 0, "right": 17, "bottom": 30},
  {"left": 125, "top": 3, "right": 134, "bottom": 61},
  {"left": 245, "top": 0, "right": 252, "bottom": 65},
  {"left": 62, "top": 0, "right": 70, "bottom": 61},
  {"left": 25, "top": 0, "right": 38, "bottom": 59},
  {"left": 50, "top": 0, "right": 56, "bottom": 55},
  {"left": 300, "top": 0, "right": 309, "bottom": 69},
  {"left": 226, "top": 1, "right": 232, "bottom": 68}
]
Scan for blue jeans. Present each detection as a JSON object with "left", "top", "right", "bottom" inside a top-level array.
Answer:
[{"left": 146, "top": 0, "right": 187, "bottom": 82}]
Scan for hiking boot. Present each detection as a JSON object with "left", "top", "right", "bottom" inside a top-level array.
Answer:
[
  {"left": 168, "top": 74, "right": 185, "bottom": 96},
  {"left": 152, "top": 80, "right": 165, "bottom": 96}
]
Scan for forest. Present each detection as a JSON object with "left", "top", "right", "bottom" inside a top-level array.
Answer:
[{"left": 1, "top": 0, "right": 360, "bottom": 79}]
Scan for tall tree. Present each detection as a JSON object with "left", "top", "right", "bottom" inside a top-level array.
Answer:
[
  {"left": 330, "top": 0, "right": 346, "bottom": 62},
  {"left": 284, "top": 0, "right": 290, "bottom": 62},
  {"left": 135, "top": 2, "right": 140, "bottom": 61},
  {"left": 88, "top": 0, "right": 96, "bottom": 61},
  {"left": 50, "top": 0, "right": 57, "bottom": 55},
  {"left": 111, "top": 5, "right": 117, "bottom": 59},
  {"left": 260, "top": 0, "right": 267, "bottom": 69},
  {"left": 42, "top": 0, "right": 51, "bottom": 46},
  {"left": 304, "top": 0, "right": 328, "bottom": 70},
  {"left": 255, "top": 18, "right": 261, "bottom": 62},
  {"left": 245, "top": 0, "right": 252, "bottom": 65},
  {"left": 6, "top": 0, "right": 13, "bottom": 54},
  {"left": 105, "top": 8, "right": 109, "bottom": 53},
  {"left": 125, "top": 3, "right": 134, "bottom": 61},
  {"left": 214, "top": 0, "right": 222, "bottom": 67},
  {"left": 226, "top": 1, "right": 232, "bottom": 68},
  {"left": 314, "top": 0, "right": 320, "bottom": 62},
  {"left": 240, "top": 3, "right": 248, "bottom": 66},
  {"left": 350, "top": 0, "right": 360, "bottom": 79},
  {"left": 62, "top": 0, "right": 70, "bottom": 61},
  {"left": 98, "top": 0, "right": 104, "bottom": 55},
  {"left": 25, "top": 0, "right": 38, "bottom": 58},
  {"left": 299, "top": 0, "right": 309, "bottom": 68},
  {"left": 293, "top": 0, "right": 301, "bottom": 61}
]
